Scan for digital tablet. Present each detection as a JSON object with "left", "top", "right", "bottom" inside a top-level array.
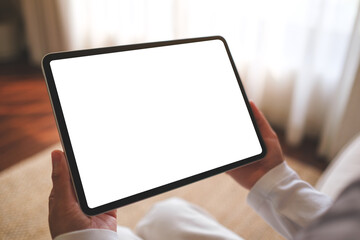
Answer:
[{"left": 42, "top": 36, "right": 266, "bottom": 216}]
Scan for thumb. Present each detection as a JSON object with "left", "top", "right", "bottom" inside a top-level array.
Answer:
[
  {"left": 249, "top": 101, "right": 276, "bottom": 138},
  {"left": 51, "top": 150, "right": 76, "bottom": 203}
]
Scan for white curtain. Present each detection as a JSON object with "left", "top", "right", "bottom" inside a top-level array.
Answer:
[{"left": 22, "top": 0, "right": 360, "bottom": 159}]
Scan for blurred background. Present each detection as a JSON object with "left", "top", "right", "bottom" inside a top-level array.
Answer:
[{"left": 1, "top": 0, "right": 360, "bottom": 239}]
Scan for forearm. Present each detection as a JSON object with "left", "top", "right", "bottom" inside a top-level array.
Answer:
[{"left": 247, "top": 162, "right": 332, "bottom": 239}]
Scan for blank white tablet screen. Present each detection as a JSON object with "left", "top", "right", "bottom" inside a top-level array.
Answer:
[{"left": 50, "top": 39, "right": 262, "bottom": 208}]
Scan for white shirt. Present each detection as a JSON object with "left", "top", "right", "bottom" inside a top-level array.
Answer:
[
  {"left": 54, "top": 162, "right": 332, "bottom": 240},
  {"left": 247, "top": 162, "right": 332, "bottom": 239}
]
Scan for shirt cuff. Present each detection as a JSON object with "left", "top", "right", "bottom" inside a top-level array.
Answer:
[
  {"left": 247, "top": 161, "right": 298, "bottom": 209},
  {"left": 54, "top": 229, "right": 118, "bottom": 240}
]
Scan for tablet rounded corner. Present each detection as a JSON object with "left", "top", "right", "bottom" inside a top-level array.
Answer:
[
  {"left": 209, "top": 35, "right": 227, "bottom": 47},
  {"left": 42, "top": 52, "right": 55, "bottom": 67},
  {"left": 79, "top": 201, "right": 98, "bottom": 216},
  {"left": 255, "top": 136, "right": 268, "bottom": 162},
  {"left": 214, "top": 35, "right": 227, "bottom": 43},
  {"left": 259, "top": 143, "right": 267, "bottom": 159}
]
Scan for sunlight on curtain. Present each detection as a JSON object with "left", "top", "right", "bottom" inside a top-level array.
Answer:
[
  {"left": 22, "top": 0, "right": 360, "bottom": 158},
  {"left": 58, "top": 0, "right": 174, "bottom": 49}
]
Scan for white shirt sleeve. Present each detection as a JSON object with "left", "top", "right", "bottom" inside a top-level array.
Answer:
[
  {"left": 54, "top": 229, "right": 118, "bottom": 240},
  {"left": 247, "top": 162, "right": 332, "bottom": 239}
]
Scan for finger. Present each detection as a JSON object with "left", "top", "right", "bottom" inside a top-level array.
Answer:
[
  {"left": 104, "top": 210, "right": 117, "bottom": 219},
  {"left": 49, "top": 187, "right": 55, "bottom": 208},
  {"left": 249, "top": 101, "right": 276, "bottom": 137},
  {"left": 51, "top": 150, "right": 77, "bottom": 203}
]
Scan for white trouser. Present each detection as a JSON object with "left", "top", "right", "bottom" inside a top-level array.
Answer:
[{"left": 117, "top": 197, "right": 243, "bottom": 240}]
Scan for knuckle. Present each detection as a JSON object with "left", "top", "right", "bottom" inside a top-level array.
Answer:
[
  {"left": 51, "top": 170, "right": 60, "bottom": 181},
  {"left": 49, "top": 189, "right": 55, "bottom": 201}
]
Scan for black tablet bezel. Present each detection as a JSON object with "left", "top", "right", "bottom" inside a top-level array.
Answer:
[{"left": 42, "top": 36, "right": 266, "bottom": 216}]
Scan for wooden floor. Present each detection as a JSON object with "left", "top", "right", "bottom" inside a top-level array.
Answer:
[
  {"left": 0, "top": 62, "right": 60, "bottom": 171},
  {"left": 0, "top": 61, "right": 328, "bottom": 172}
]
